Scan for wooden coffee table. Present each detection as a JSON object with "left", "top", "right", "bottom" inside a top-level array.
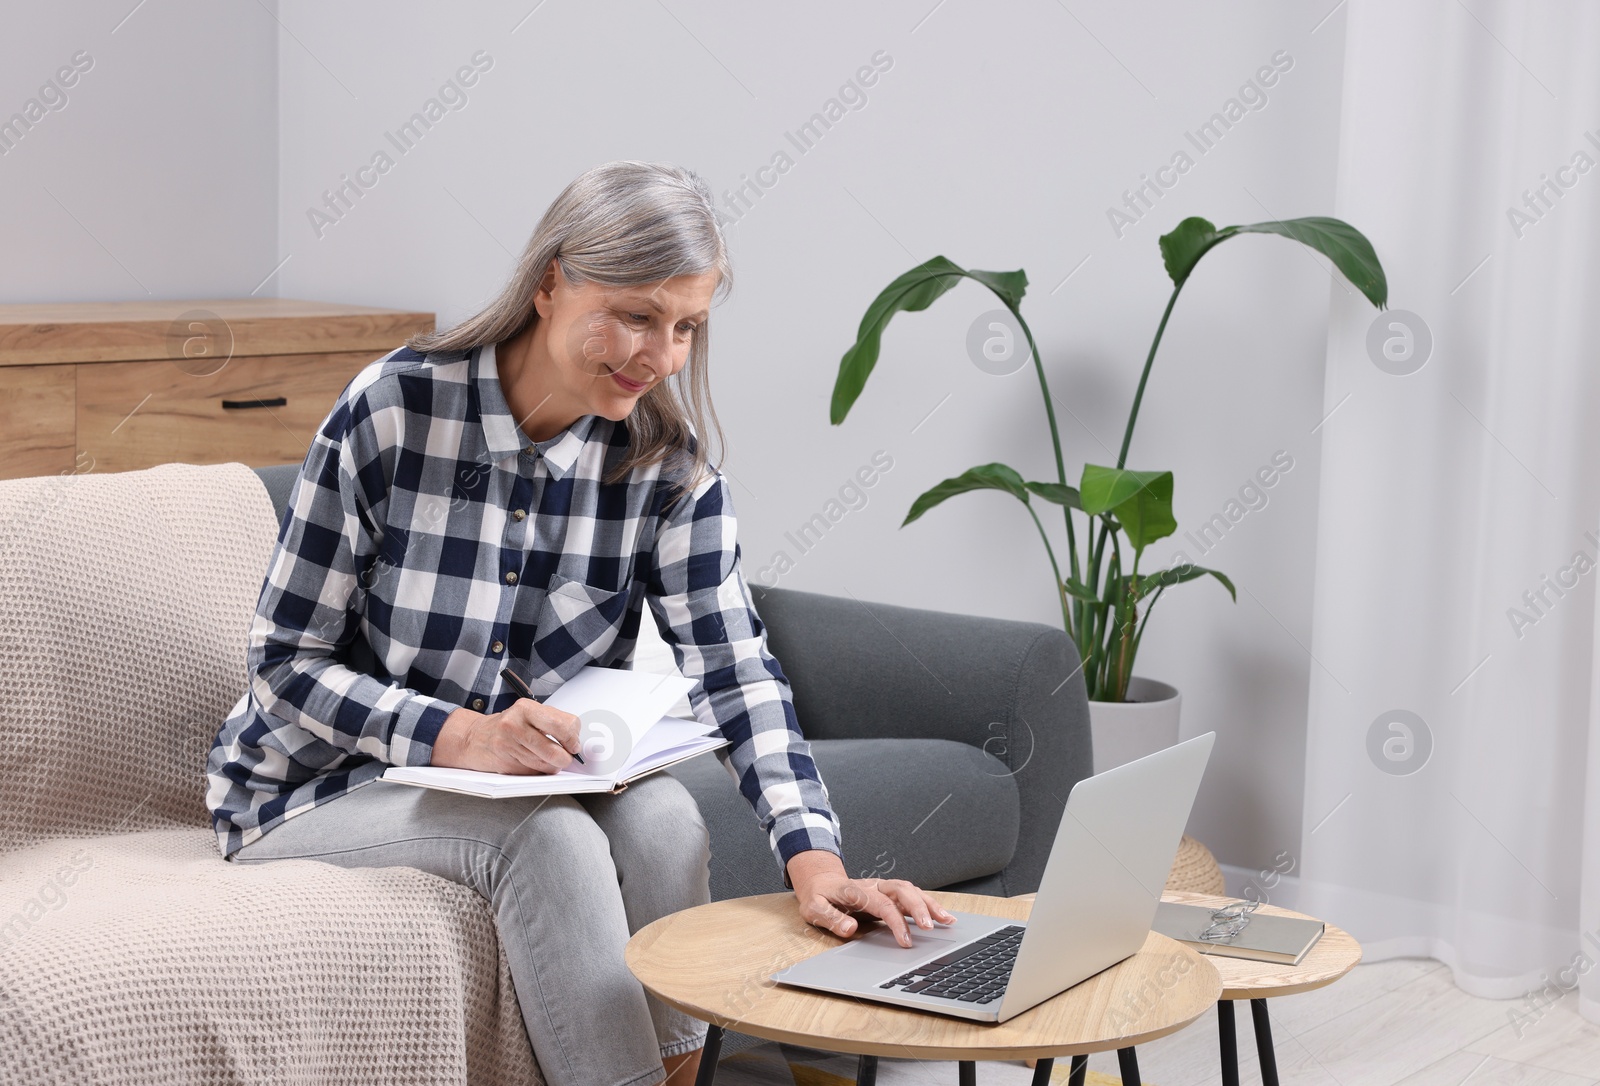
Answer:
[
  {"left": 625, "top": 890, "right": 1222, "bottom": 1086},
  {"left": 1013, "top": 890, "right": 1362, "bottom": 1082},
  {"left": 1161, "top": 891, "right": 1362, "bottom": 1086}
]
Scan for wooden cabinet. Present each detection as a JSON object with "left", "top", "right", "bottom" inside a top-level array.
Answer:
[
  {"left": 0, "top": 299, "right": 433, "bottom": 480},
  {"left": 0, "top": 362, "right": 77, "bottom": 478}
]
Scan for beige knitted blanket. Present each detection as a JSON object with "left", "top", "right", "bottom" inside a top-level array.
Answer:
[{"left": 0, "top": 462, "right": 540, "bottom": 1084}]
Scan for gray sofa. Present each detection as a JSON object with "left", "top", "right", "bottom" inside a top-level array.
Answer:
[
  {"left": 0, "top": 458, "right": 1092, "bottom": 1084},
  {"left": 252, "top": 463, "right": 1094, "bottom": 900}
]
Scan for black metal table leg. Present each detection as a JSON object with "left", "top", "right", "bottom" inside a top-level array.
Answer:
[
  {"left": 1068, "top": 1054, "right": 1089, "bottom": 1086},
  {"left": 855, "top": 1053, "right": 878, "bottom": 1085},
  {"left": 1028, "top": 1057, "right": 1055, "bottom": 1085},
  {"left": 1218, "top": 999, "right": 1240, "bottom": 1086},
  {"left": 693, "top": 1024, "right": 722, "bottom": 1086},
  {"left": 1117, "top": 1047, "right": 1141, "bottom": 1086},
  {"left": 958, "top": 1060, "right": 977, "bottom": 1086},
  {"left": 1251, "top": 999, "right": 1280, "bottom": 1086}
]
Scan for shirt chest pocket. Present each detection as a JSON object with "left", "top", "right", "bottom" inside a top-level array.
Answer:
[{"left": 524, "top": 572, "right": 636, "bottom": 690}]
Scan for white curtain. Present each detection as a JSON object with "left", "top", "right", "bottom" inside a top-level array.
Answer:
[{"left": 1301, "top": 0, "right": 1600, "bottom": 1019}]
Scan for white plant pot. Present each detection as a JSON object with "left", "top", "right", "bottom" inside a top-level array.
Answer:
[{"left": 1087, "top": 676, "right": 1182, "bottom": 775}]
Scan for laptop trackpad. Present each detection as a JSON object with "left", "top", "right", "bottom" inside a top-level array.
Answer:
[{"left": 842, "top": 916, "right": 990, "bottom": 963}]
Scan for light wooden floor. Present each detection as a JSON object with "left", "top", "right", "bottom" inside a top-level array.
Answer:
[{"left": 710, "top": 958, "right": 1600, "bottom": 1085}]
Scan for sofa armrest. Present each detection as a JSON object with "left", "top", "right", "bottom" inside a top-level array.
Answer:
[
  {"left": 254, "top": 463, "right": 301, "bottom": 526},
  {"left": 750, "top": 585, "right": 1092, "bottom": 896}
]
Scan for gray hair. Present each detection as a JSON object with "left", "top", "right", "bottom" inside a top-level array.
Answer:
[{"left": 408, "top": 160, "right": 732, "bottom": 493}]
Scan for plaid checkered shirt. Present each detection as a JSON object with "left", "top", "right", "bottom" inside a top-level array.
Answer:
[{"left": 206, "top": 342, "right": 843, "bottom": 878}]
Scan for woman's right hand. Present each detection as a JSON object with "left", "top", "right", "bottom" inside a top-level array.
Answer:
[{"left": 430, "top": 701, "right": 583, "bottom": 774}]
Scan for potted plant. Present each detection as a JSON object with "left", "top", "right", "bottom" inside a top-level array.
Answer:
[{"left": 828, "top": 215, "right": 1388, "bottom": 771}]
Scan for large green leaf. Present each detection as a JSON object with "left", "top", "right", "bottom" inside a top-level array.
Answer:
[
  {"left": 831, "top": 257, "right": 1029, "bottom": 425},
  {"left": 965, "top": 267, "right": 1029, "bottom": 309},
  {"left": 1130, "top": 561, "right": 1237, "bottom": 602},
  {"left": 1079, "top": 464, "right": 1176, "bottom": 554},
  {"left": 1232, "top": 217, "right": 1387, "bottom": 309},
  {"left": 1159, "top": 217, "right": 1229, "bottom": 288},
  {"left": 1024, "top": 480, "right": 1081, "bottom": 508},
  {"left": 1158, "top": 215, "right": 1387, "bottom": 309},
  {"left": 902, "top": 463, "right": 1030, "bottom": 526}
]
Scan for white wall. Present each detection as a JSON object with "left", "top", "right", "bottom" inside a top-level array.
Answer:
[
  {"left": 0, "top": 0, "right": 277, "bottom": 302},
  {"left": 273, "top": 0, "right": 1351, "bottom": 874},
  {"left": 11, "top": 0, "right": 1353, "bottom": 875}
]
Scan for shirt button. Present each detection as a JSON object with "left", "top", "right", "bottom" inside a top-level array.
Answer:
[
  {"left": 513, "top": 509, "right": 526, "bottom": 521},
  {"left": 505, "top": 570, "right": 518, "bottom": 584},
  {"left": 471, "top": 697, "right": 485, "bottom": 711},
  {"left": 491, "top": 640, "right": 504, "bottom": 653}
]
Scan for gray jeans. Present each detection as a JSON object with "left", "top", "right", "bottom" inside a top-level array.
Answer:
[{"left": 231, "top": 771, "right": 712, "bottom": 1086}]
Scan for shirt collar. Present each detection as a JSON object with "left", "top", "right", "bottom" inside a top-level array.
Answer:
[{"left": 472, "top": 340, "right": 597, "bottom": 481}]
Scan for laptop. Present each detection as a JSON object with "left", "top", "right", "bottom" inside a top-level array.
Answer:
[{"left": 771, "top": 732, "right": 1215, "bottom": 1023}]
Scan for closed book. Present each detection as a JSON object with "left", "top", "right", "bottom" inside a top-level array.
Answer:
[{"left": 1152, "top": 901, "right": 1324, "bottom": 966}]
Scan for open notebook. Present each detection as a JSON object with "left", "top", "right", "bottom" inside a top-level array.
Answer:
[{"left": 381, "top": 666, "right": 728, "bottom": 797}]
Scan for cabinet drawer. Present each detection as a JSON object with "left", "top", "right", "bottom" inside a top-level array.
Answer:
[
  {"left": 77, "top": 351, "right": 379, "bottom": 474},
  {"left": 0, "top": 364, "right": 77, "bottom": 478}
]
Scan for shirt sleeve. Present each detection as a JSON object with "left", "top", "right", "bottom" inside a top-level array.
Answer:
[
  {"left": 246, "top": 387, "right": 456, "bottom": 766},
  {"left": 643, "top": 469, "right": 843, "bottom": 885}
]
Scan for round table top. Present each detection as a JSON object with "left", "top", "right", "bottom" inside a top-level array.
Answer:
[
  {"left": 1159, "top": 891, "right": 1362, "bottom": 999},
  {"left": 1012, "top": 890, "right": 1364, "bottom": 1000},
  {"left": 624, "top": 890, "right": 1222, "bottom": 1061}
]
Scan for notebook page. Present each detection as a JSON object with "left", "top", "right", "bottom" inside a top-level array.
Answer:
[
  {"left": 616, "top": 716, "right": 718, "bottom": 771},
  {"left": 541, "top": 667, "right": 697, "bottom": 751}
]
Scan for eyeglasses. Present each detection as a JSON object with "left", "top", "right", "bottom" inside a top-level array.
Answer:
[{"left": 1198, "top": 899, "right": 1262, "bottom": 944}]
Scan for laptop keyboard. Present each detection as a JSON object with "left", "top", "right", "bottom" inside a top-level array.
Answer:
[{"left": 878, "top": 924, "right": 1025, "bottom": 1004}]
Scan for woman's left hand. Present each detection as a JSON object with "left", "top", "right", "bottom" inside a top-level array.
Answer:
[{"left": 786, "top": 850, "right": 956, "bottom": 948}]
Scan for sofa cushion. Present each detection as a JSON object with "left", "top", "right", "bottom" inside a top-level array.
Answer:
[
  {"left": 0, "top": 828, "right": 539, "bottom": 1085},
  {"left": 668, "top": 737, "right": 1020, "bottom": 901},
  {"left": 0, "top": 463, "right": 280, "bottom": 854}
]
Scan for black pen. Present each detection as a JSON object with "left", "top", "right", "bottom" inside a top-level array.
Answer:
[{"left": 499, "top": 666, "right": 585, "bottom": 764}]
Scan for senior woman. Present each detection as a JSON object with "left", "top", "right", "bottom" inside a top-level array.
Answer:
[{"left": 206, "top": 160, "right": 954, "bottom": 1086}]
